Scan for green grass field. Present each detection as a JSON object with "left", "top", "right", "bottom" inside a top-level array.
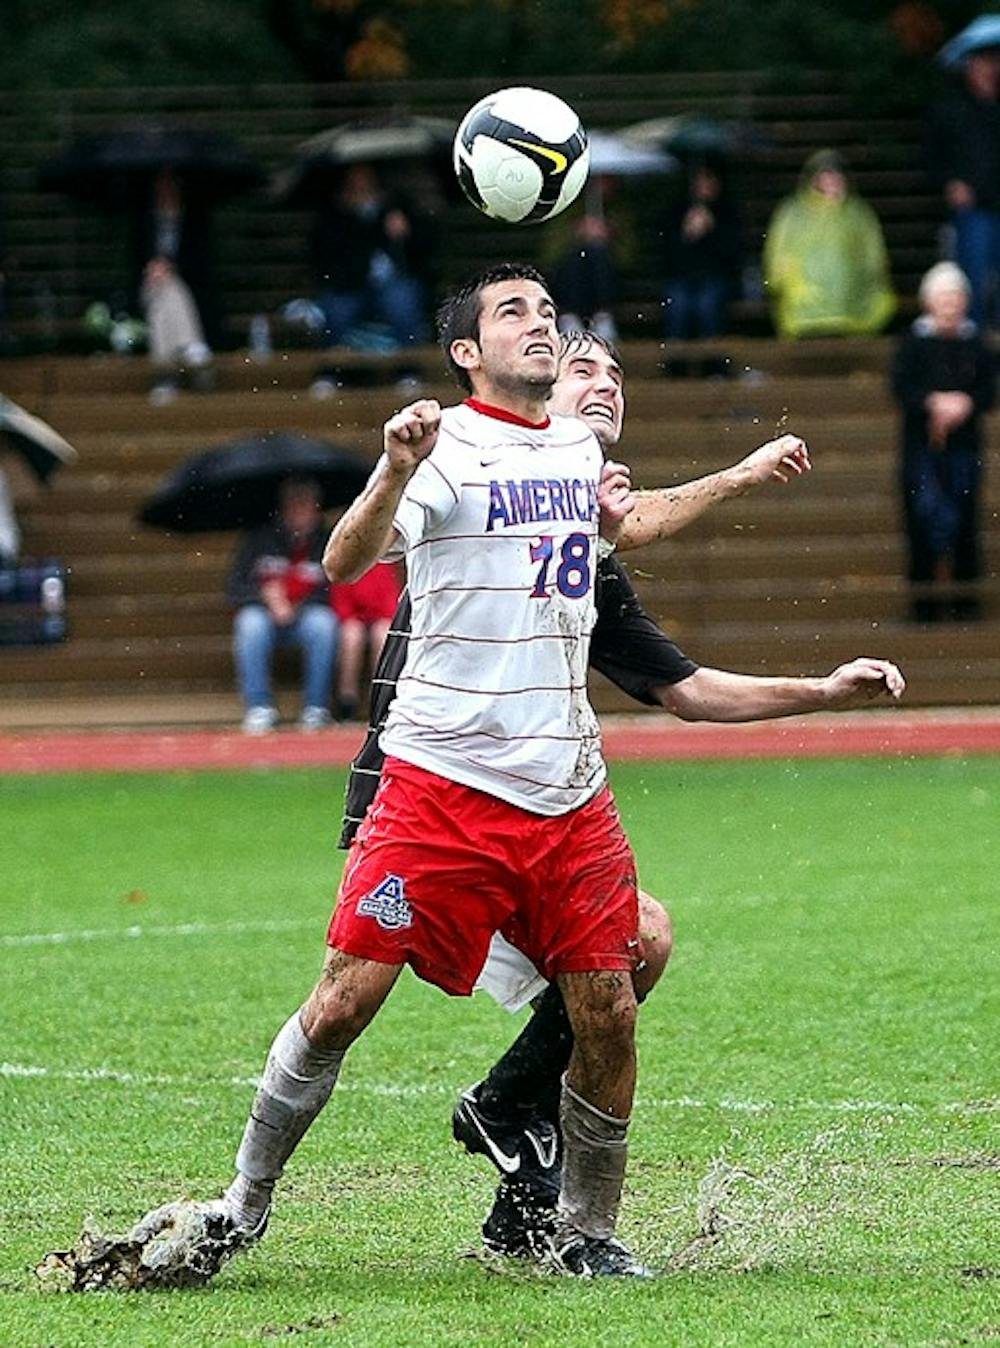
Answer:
[{"left": 2, "top": 757, "right": 998, "bottom": 1347}]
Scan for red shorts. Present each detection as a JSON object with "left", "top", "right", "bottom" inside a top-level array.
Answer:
[
  {"left": 330, "top": 563, "right": 401, "bottom": 624},
  {"left": 328, "top": 757, "right": 639, "bottom": 996}
]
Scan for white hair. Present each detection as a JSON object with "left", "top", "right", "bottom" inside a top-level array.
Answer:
[{"left": 919, "top": 262, "right": 971, "bottom": 306}]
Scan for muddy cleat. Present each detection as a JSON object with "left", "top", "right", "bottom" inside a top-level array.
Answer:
[
  {"left": 482, "top": 1177, "right": 558, "bottom": 1258},
  {"left": 545, "top": 1226, "right": 656, "bottom": 1279},
  {"left": 453, "top": 1087, "right": 561, "bottom": 1184},
  {"left": 35, "top": 1199, "right": 268, "bottom": 1292}
]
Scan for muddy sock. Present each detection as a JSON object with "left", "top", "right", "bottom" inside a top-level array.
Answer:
[
  {"left": 225, "top": 1011, "right": 344, "bottom": 1231},
  {"left": 557, "top": 1078, "right": 629, "bottom": 1240},
  {"left": 476, "top": 983, "right": 573, "bottom": 1127}
]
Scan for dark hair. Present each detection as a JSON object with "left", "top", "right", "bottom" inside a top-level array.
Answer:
[
  {"left": 436, "top": 262, "right": 551, "bottom": 393},
  {"left": 558, "top": 328, "right": 625, "bottom": 376}
]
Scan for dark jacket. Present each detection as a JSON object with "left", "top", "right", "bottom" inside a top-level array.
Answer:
[
  {"left": 926, "top": 86, "right": 1000, "bottom": 212},
  {"left": 891, "top": 318, "right": 995, "bottom": 459},
  {"left": 309, "top": 197, "right": 431, "bottom": 292},
  {"left": 661, "top": 194, "right": 742, "bottom": 284},
  {"left": 226, "top": 521, "right": 330, "bottom": 609}
]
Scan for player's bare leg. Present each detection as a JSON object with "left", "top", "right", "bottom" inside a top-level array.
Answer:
[
  {"left": 545, "top": 966, "right": 651, "bottom": 1275},
  {"left": 453, "top": 894, "right": 671, "bottom": 1260},
  {"left": 39, "top": 949, "right": 401, "bottom": 1291}
]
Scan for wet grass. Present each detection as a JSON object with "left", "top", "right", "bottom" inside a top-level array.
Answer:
[{"left": 1, "top": 757, "right": 998, "bottom": 1346}]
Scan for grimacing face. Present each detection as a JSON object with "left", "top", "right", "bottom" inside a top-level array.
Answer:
[{"left": 549, "top": 343, "right": 625, "bottom": 448}]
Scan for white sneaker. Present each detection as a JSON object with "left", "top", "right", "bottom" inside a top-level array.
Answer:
[
  {"left": 242, "top": 706, "right": 278, "bottom": 735},
  {"left": 299, "top": 705, "right": 332, "bottom": 732}
]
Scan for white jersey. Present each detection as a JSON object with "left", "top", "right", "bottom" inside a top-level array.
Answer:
[{"left": 379, "top": 401, "right": 606, "bottom": 815}]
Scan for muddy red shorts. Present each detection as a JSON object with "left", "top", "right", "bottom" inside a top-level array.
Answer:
[
  {"left": 327, "top": 757, "right": 639, "bottom": 996},
  {"left": 330, "top": 563, "right": 401, "bottom": 625}
]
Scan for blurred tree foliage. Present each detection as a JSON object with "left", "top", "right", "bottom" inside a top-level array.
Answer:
[{"left": 0, "top": 0, "right": 984, "bottom": 107}]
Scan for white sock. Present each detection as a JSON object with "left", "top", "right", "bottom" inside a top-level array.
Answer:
[
  {"left": 225, "top": 1011, "right": 345, "bottom": 1230},
  {"left": 557, "top": 1077, "right": 629, "bottom": 1240}
]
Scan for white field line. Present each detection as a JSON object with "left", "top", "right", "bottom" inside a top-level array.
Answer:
[
  {"left": 1, "top": 917, "right": 320, "bottom": 948},
  {"left": 0, "top": 1062, "right": 995, "bottom": 1116}
]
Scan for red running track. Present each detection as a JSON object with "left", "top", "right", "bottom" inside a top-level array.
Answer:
[{"left": 2, "top": 713, "right": 1000, "bottom": 776}]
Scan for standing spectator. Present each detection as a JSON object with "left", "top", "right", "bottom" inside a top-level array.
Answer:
[
  {"left": 926, "top": 47, "right": 1000, "bottom": 330},
  {"left": 308, "top": 163, "right": 431, "bottom": 392},
  {"left": 891, "top": 261, "right": 995, "bottom": 623},
  {"left": 549, "top": 210, "right": 622, "bottom": 342},
  {"left": 763, "top": 150, "right": 896, "bottom": 339},
  {"left": 226, "top": 477, "right": 339, "bottom": 733},
  {"left": 329, "top": 560, "right": 402, "bottom": 721},
  {"left": 660, "top": 161, "right": 742, "bottom": 366}
]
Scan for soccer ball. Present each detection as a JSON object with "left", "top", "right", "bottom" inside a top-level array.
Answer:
[{"left": 453, "top": 87, "right": 589, "bottom": 225}]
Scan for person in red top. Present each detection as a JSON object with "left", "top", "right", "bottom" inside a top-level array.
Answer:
[
  {"left": 329, "top": 558, "right": 401, "bottom": 721},
  {"left": 226, "top": 477, "right": 339, "bottom": 733}
]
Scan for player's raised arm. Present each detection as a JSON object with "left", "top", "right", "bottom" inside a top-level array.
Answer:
[
  {"left": 657, "top": 657, "right": 905, "bottom": 722},
  {"left": 323, "top": 399, "right": 441, "bottom": 584},
  {"left": 597, "top": 459, "right": 636, "bottom": 548},
  {"left": 616, "top": 434, "right": 811, "bottom": 552}
]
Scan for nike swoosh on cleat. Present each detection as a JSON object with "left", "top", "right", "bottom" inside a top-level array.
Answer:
[
  {"left": 525, "top": 1128, "right": 559, "bottom": 1171},
  {"left": 462, "top": 1108, "right": 522, "bottom": 1174}
]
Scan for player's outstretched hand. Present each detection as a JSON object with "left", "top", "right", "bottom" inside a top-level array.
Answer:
[
  {"left": 736, "top": 435, "right": 811, "bottom": 489},
  {"left": 821, "top": 657, "right": 906, "bottom": 708},
  {"left": 598, "top": 459, "right": 635, "bottom": 543},
  {"left": 384, "top": 399, "right": 441, "bottom": 473}
]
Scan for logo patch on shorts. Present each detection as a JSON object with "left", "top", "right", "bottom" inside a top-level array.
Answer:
[{"left": 357, "top": 874, "right": 413, "bottom": 931}]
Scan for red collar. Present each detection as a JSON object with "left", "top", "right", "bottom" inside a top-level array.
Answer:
[{"left": 464, "top": 397, "right": 550, "bottom": 430}]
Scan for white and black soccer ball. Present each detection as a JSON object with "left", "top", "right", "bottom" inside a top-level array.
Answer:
[{"left": 453, "top": 87, "right": 590, "bottom": 225}]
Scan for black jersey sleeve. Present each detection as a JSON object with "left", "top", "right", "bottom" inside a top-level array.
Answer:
[
  {"left": 338, "top": 590, "right": 410, "bottom": 849},
  {"left": 590, "top": 555, "right": 698, "bottom": 705}
]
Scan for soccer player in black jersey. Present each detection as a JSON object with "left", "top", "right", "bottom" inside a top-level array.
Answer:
[{"left": 339, "top": 330, "right": 904, "bottom": 1258}]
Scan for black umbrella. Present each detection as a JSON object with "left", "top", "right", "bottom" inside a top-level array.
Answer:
[
  {"left": 0, "top": 396, "right": 78, "bottom": 484},
  {"left": 138, "top": 432, "right": 371, "bottom": 533},
  {"left": 39, "top": 125, "right": 262, "bottom": 204},
  {"left": 271, "top": 115, "right": 455, "bottom": 205}
]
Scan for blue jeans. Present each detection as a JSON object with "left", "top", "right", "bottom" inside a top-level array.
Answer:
[
  {"left": 318, "top": 274, "right": 428, "bottom": 349},
  {"left": 662, "top": 276, "right": 729, "bottom": 339},
  {"left": 953, "top": 207, "right": 1000, "bottom": 330},
  {"left": 233, "top": 603, "right": 338, "bottom": 711}
]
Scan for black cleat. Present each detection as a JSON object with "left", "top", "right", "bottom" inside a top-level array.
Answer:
[
  {"left": 452, "top": 1086, "right": 561, "bottom": 1184},
  {"left": 481, "top": 1178, "right": 557, "bottom": 1258},
  {"left": 545, "top": 1225, "right": 656, "bottom": 1279}
]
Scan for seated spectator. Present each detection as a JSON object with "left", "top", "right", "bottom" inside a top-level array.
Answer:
[
  {"left": 763, "top": 149, "right": 896, "bottom": 339},
  {"left": 925, "top": 47, "right": 1000, "bottom": 332},
  {"left": 141, "top": 257, "right": 213, "bottom": 405},
  {"left": 0, "top": 464, "right": 20, "bottom": 566},
  {"left": 891, "top": 261, "right": 995, "bottom": 623},
  {"left": 660, "top": 161, "right": 742, "bottom": 365},
  {"left": 550, "top": 210, "right": 621, "bottom": 342},
  {"left": 308, "top": 163, "right": 431, "bottom": 394},
  {"left": 226, "top": 477, "right": 339, "bottom": 733},
  {"left": 330, "top": 560, "right": 402, "bottom": 721}
]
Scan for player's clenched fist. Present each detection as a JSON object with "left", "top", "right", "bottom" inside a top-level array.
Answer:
[{"left": 384, "top": 399, "right": 441, "bottom": 471}]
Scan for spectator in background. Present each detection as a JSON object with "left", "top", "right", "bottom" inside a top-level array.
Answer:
[
  {"left": 660, "top": 160, "right": 742, "bottom": 372},
  {"left": 926, "top": 47, "right": 1000, "bottom": 330},
  {"left": 133, "top": 170, "right": 216, "bottom": 404},
  {"left": 0, "top": 465, "right": 20, "bottom": 565},
  {"left": 329, "top": 560, "right": 402, "bottom": 721},
  {"left": 227, "top": 477, "right": 339, "bottom": 734},
  {"left": 308, "top": 164, "right": 431, "bottom": 394},
  {"left": 549, "top": 210, "right": 621, "bottom": 342},
  {"left": 891, "top": 261, "right": 995, "bottom": 623},
  {"left": 763, "top": 150, "right": 896, "bottom": 339}
]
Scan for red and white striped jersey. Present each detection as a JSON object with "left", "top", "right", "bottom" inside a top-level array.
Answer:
[{"left": 379, "top": 400, "right": 605, "bottom": 816}]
